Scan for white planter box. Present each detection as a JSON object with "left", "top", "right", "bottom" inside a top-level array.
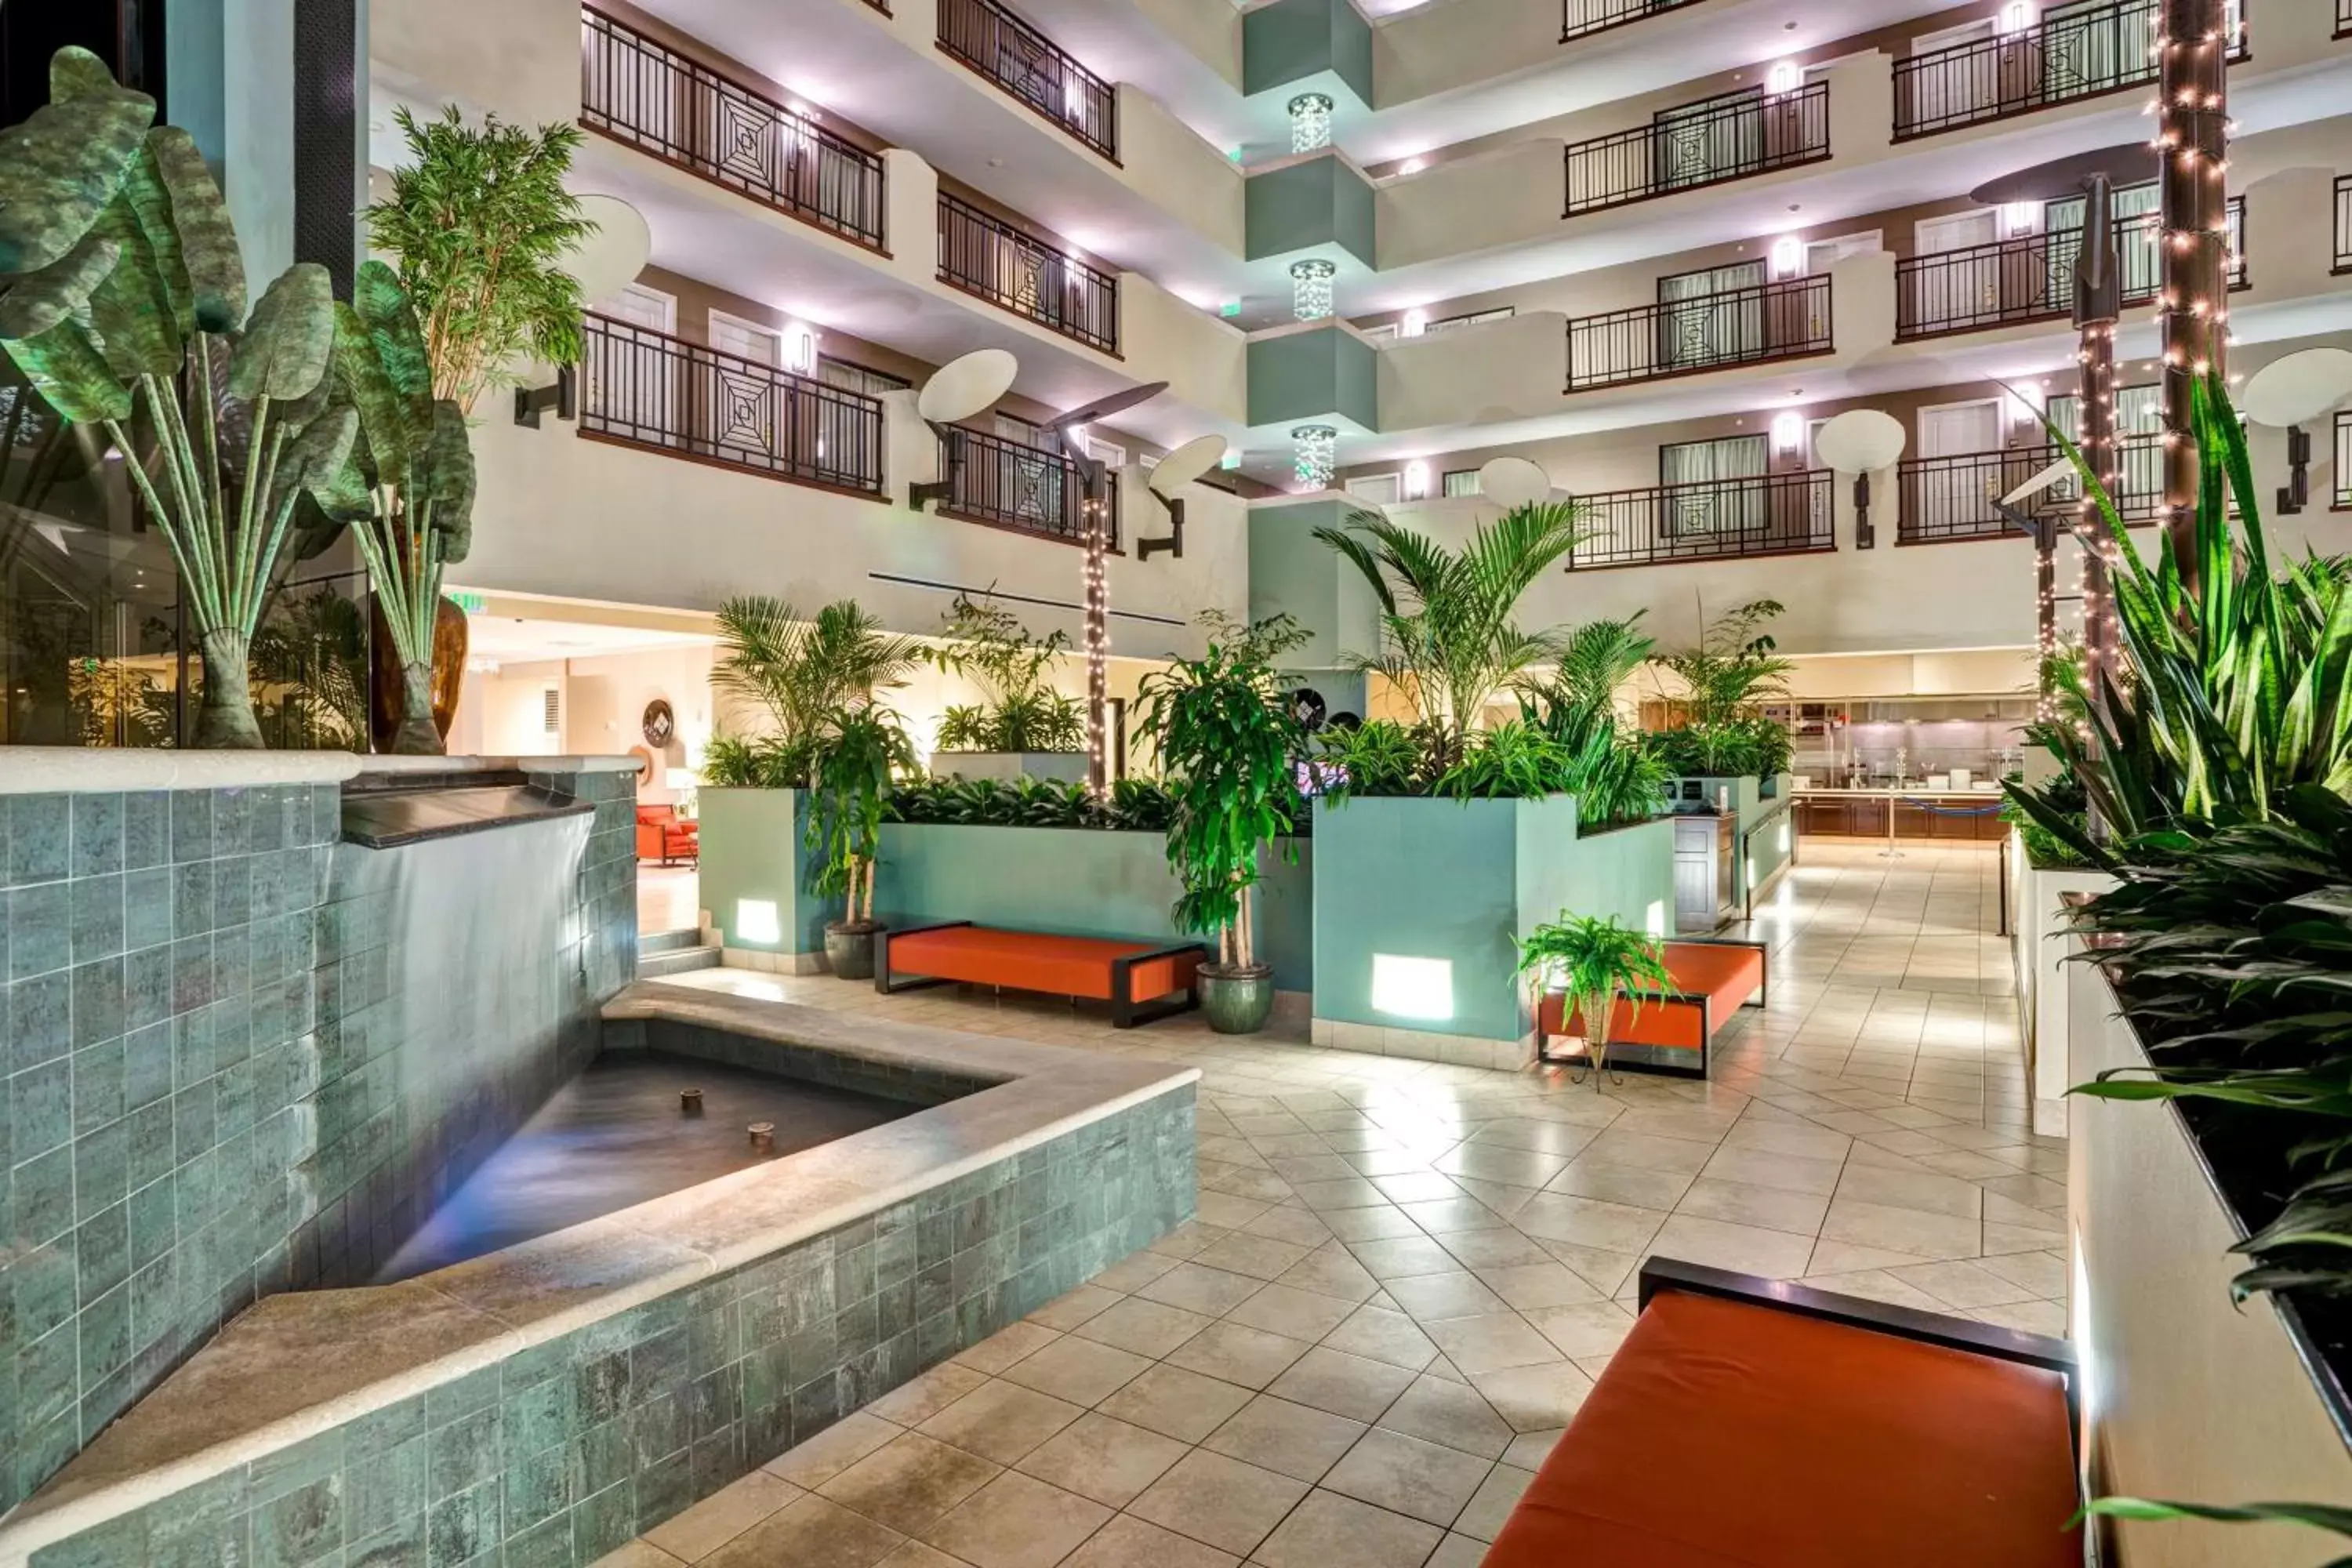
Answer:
[
  {"left": 931, "top": 752, "right": 1090, "bottom": 783},
  {"left": 2007, "top": 829, "right": 2112, "bottom": 1135}
]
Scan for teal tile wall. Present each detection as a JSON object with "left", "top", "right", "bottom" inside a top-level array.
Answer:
[{"left": 27, "top": 1086, "right": 1196, "bottom": 1568}]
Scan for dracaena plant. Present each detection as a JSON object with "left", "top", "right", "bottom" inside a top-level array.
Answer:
[
  {"left": 0, "top": 49, "right": 358, "bottom": 748},
  {"left": 923, "top": 594, "right": 1085, "bottom": 753}
]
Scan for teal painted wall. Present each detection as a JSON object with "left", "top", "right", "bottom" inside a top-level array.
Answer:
[
  {"left": 1247, "top": 325, "right": 1379, "bottom": 430},
  {"left": 1541, "top": 818, "right": 1677, "bottom": 936},
  {"left": 697, "top": 788, "right": 833, "bottom": 954},
  {"left": 1241, "top": 0, "right": 1374, "bottom": 103},
  {"left": 1249, "top": 500, "right": 1379, "bottom": 670},
  {"left": 873, "top": 825, "right": 1313, "bottom": 993},
  {"left": 1245, "top": 157, "right": 1376, "bottom": 265}
]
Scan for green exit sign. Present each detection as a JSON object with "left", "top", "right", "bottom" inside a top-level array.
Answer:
[{"left": 448, "top": 590, "right": 486, "bottom": 614}]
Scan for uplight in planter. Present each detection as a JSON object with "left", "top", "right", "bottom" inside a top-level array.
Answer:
[
  {"left": 1778, "top": 820, "right": 1791, "bottom": 853},
  {"left": 735, "top": 898, "right": 782, "bottom": 946},
  {"left": 1645, "top": 900, "right": 1667, "bottom": 938},
  {"left": 1371, "top": 955, "right": 1453, "bottom": 1021}
]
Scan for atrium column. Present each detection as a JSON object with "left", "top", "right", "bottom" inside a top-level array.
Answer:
[{"left": 2157, "top": 0, "right": 2230, "bottom": 586}]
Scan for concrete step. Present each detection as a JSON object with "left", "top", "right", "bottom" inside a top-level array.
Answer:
[
  {"left": 641, "top": 927, "right": 706, "bottom": 956},
  {"left": 638, "top": 943, "right": 721, "bottom": 978}
]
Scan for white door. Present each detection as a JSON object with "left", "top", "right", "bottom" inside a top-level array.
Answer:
[
  {"left": 1911, "top": 211, "right": 2002, "bottom": 326},
  {"left": 1908, "top": 19, "right": 1996, "bottom": 129},
  {"left": 709, "top": 310, "right": 780, "bottom": 366},
  {"left": 1920, "top": 400, "right": 2004, "bottom": 459},
  {"left": 1913, "top": 399, "right": 2006, "bottom": 535}
]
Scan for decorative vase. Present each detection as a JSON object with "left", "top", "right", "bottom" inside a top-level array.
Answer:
[
  {"left": 369, "top": 594, "right": 467, "bottom": 753},
  {"left": 826, "top": 920, "right": 882, "bottom": 981},
  {"left": 1574, "top": 988, "right": 1614, "bottom": 1085},
  {"left": 1200, "top": 964, "right": 1276, "bottom": 1035}
]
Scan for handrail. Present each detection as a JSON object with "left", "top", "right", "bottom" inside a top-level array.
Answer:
[
  {"left": 1895, "top": 436, "right": 2163, "bottom": 544},
  {"left": 938, "top": 426, "right": 1120, "bottom": 546},
  {"left": 937, "top": 0, "right": 1117, "bottom": 160},
  {"left": 1566, "top": 470, "right": 1834, "bottom": 570},
  {"left": 1893, "top": 0, "right": 2245, "bottom": 141},
  {"left": 1894, "top": 197, "right": 2245, "bottom": 340},
  {"left": 936, "top": 192, "right": 1120, "bottom": 354},
  {"left": 1566, "top": 275, "right": 1831, "bottom": 391},
  {"left": 1563, "top": 81, "right": 1829, "bottom": 219},
  {"left": 577, "top": 313, "right": 887, "bottom": 495},
  {"left": 1559, "top": 0, "right": 1709, "bottom": 44},
  {"left": 579, "top": 9, "right": 887, "bottom": 250}
]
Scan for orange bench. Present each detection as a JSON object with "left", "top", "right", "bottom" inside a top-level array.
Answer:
[
  {"left": 874, "top": 921, "right": 1208, "bottom": 1027},
  {"left": 1535, "top": 935, "right": 1766, "bottom": 1079},
  {"left": 1487, "top": 1258, "right": 2082, "bottom": 1568}
]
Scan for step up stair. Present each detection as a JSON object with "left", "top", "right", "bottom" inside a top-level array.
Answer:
[{"left": 638, "top": 927, "right": 721, "bottom": 978}]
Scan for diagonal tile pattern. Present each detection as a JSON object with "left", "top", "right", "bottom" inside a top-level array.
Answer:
[{"left": 612, "top": 841, "right": 2064, "bottom": 1566}]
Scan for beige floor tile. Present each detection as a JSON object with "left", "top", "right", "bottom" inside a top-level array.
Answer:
[
  {"left": 1200, "top": 1392, "right": 1368, "bottom": 1483},
  {"left": 1818, "top": 1197, "right": 1983, "bottom": 1261},
  {"left": 1434, "top": 1229, "right": 1555, "bottom": 1272},
  {"left": 866, "top": 1365, "right": 993, "bottom": 1429},
  {"left": 1189, "top": 1230, "right": 1314, "bottom": 1281},
  {"left": 875, "top": 1543, "right": 970, "bottom": 1568},
  {"left": 1094, "top": 1363, "right": 1257, "bottom": 1443},
  {"left": 592, "top": 1544, "right": 684, "bottom": 1568},
  {"left": 818, "top": 1433, "right": 1001, "bottom": 1535},
  {"left": 1835, "top": 1163, "right": 1986, "bottom": 1220},
  {"left": 1318, "top": 1203, "right": 1423, "bottom": 1241},
  {"left": 920, "top": 1471, "right": 1110, "bottom": 1568},
  {"left": 1125, "top": 1449, "right": 1312, "bottom": 1558},
  {"left": 954, "top": 1322, "right": 1062, "bottom": 1375},
  {"left": 1381, "top": 1269, "right": 1512, "bottom": 1324},
  {"left": 918, "top": 1381, "right": 1087, "bottom": 1466},
  {"left": 1254, "top": 1490, "right": 1446, "bottom": 1568},
  {"left": 1451, "top": 1464, "right": 1537, "bottom": 1541},
  {"left": 699, "top": 1495, "right": 906, "bottom": 1568},
  {"left": 1376, "top": 1374, "right": 1515, "bottom": 1460},
  {"left": 1162, "top": 1319, "right": 1314, "bottom": 1389},
  {"left": 1267, "top": 1346, "right": 1420, "bottom": 1421},
  {"left": 1674, "top": 1177, "right": 1831, "bottom": 1237},
  {"left": 1058, "top": 1515, "right": 1240, "bottom": 1568},
  {"left": 1465, "top": 1360, "right": 1595, "bottom": 1433},
  {"left": 997, "top": 1335, "right": 1155, "bottom": 1407},
  {"left": 1544, "top": 1157, "right": 1699, "bottom": 1210},
  {"left": 1134, "top": 1261, "right": 1268, "bottom": 1316},
  {"left": 1013, "top": 1411, "right": 1191, "bottom": 1508},
  {"left": 1223, "top": 1280, "right": 1359, "bottom": 1341},
  {"left": 1069, "top": 1297, "right": 1216, "bottom": 1359},
  {"left": 766, "top": 1411, "right": 903, "bottom": 1490},
  {"left": 1345, "top": 1233, "right": 1461, "bottom": 1280},
  {"left": 1508, "top": 1192, "right": 1670, "bottom": 1255},
  {"left": 1027, "top": 1283, "right": 1123, "bottom": 1332},
  {"left": 643, "top": 1470, "right": 800, "bottom": 1561},
  {"left": 1317, "top": 1303, "right": 1440, "bottom": 1371},
  {"left": 1501, "top": 1428, "right": 1565, "bottom": 1470},
  {"left": 1884, "top": 1258, "right": 2039, "bottom": 1310},
  {"left": 1320, "top": 1428, "right": 1495, "bottom": 1526},
  {"left": 1523, "top": 1300, "right": 1638, "bottom": 1361},
  {"left": 1425, "top": 1530, "right": 1496, "bottom": 1568},
  {"left": 1421, "top": 1312, "right": 1563, "bottom": 1376},
  {"left": 1276, "top": 1243, "right": 1383, "bottom": 1302}
]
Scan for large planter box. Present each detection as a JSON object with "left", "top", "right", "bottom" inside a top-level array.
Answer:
[
  {"left": 2068, "top": 962, "right": 2352, "bottom": 1566},
  {"left": 873, "top": 823, "right": 1313, "bottom": 995},
  {"left": 1310, "top": 795, "right": 1675, "bottom": 1068},
  {"left": 931, "top": 752, "right": 1090, "bottom": 783},
  {"left": 697, "top": 786, "right": 833, "bottom": 968},
  {"left": 2007, "top": 828, "right": 2112, "bottom": 1136}
]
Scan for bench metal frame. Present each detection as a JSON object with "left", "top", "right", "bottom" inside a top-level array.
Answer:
[
  {"left": 873, "top": 920, "right": 1208, "bottom": 1027},
  {"left": 1536, "top": 935, "right": 1770, "bottom": 1081}
]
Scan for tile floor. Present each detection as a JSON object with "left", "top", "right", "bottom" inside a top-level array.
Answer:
[{"left": 604, "top": 840, "right": 2063, "bottom": 1568}]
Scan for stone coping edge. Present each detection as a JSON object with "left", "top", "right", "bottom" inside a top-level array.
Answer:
[
  {"left": 0, "top": 750, "right": 365, "bottom": 795},
  {"left": 0, "top": 986, "right": 1197, "bottom": 1565},
  {"left": 354, "top": 754, "right": 644, "bottom": 777}
]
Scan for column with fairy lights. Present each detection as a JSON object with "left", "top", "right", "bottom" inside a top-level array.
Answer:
[
  {"left": 2074, "top": 173, "right": 2124, "bottom": 745},
  {"left": 1083, "top": 485, "right": 1110, "bottom": 793},
  {"left": 2156, "top": 0, "right": 2232, "bottom": 583}
]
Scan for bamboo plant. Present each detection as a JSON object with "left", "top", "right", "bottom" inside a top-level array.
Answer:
[{"left": 0, "top": 50, "right": 358, "bottom": 748}]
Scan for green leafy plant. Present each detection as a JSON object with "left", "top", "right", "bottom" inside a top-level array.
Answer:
[
  {"left": 1138, "top": 619, "right": 1306, "bottom": 971},
  {"left": 0, "top": 51, "right": 358, "bottom": 748},
  {"left": 1315, "top": 502, "right": 1590, "bottom": 754},
  {"left": 713, "top": 597, "right": 921, "bottom": 783},
  {"left": 1310, "top": 719, "right": 1436, "bottom": 800},
  {"left": 365, "top": 105, "right": 593, "bottom": 414},
  {"left": 804, "top": 705, "right": 917, "bottom": 928},
  {"left": 886, "top": 776, "right": 1176, "bottom": 832},
  {"left": 701, "top": 733, "right": 811, "bottom": 789},
  {"left": 1646, "top": 598, "right": 1794, "bottom": 780},
  {"left": 924, "top": 593, "right": 1085, "bottom": 753},
  {"left": 2077, "top": 1497, "right": 2352, "bottom": 1563},
  {"left": 1515, "top": 615, "right": 1669, "bottom": 827},
  {"left": 1513, "top": 913, "right": 1674, "bottom": 1079}
]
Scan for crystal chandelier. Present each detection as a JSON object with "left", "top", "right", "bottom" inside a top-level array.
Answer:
[
  {"left": 1291, "top": 424, "right": 1338, "bottom": 489},
  {"left": 1288, "top": 93, "right": 1334, "bottom": 154},
  {"left": 1290, "top": 259, "right": 1336, "bottom": 322}
]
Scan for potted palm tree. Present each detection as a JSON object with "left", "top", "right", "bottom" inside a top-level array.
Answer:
[
  {"left": 1515, "top": 913, "right": 1674, "bottom": 1083},
  {"left": 1138, "top": 616, "right": 1307, "bottom": 1033},
  {"left": 805, "top": 703, "right": 916, "bottom": 979}
]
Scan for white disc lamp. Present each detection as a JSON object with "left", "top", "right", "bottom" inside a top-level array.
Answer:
[
  {"left": 908, "top": 349, "right": 1020, "bottom": 511},
  {"left": 1476, "top": 456, "right": 1552, "bottom": 511},
  {"left": 1811, "top": 409, "right": 1905, "bottom": 547},
  {"left": 2242, "top": 349, "right": 2352, "bottom": 515}
]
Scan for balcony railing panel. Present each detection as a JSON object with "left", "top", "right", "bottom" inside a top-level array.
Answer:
[
  {"left": 1896, "top": 436, "right": 2164, "bottom": 544},
  {"left": 937, "top": 193, "right": 1120, "bottom": 354},
  {"left": 1566, "top": 470, "right": 1833, "bottom": 570},
  {"left": 580, "top": 9, "right": 887, "bottom": 249},
  {"left": 1563, "top": 82, "right": 1828, "bottom": 219},
  {"left": 937, "top": 0, "right": 1117, "bottom": 160},
  {"left": 1895, "top": 198, "right": 2245, "bottom": 340},
  {"left": 1559, "top": 0, "right": 1708, "bottom": 44},
  {"left": 579, "top": 314, "right": 886, "bottom": 495},
  {"left": 1893, "top": 0, "right": 2243, "bottom": 140},
  {"left": 938, "top": 426, "right": 1119, "bottom": 546},
  {"left": 1566, "top": 275, "right": 1831, "bottom": 391},
  {"left": 2336, "top": 176, "right": 2352, "bottom": 274}
]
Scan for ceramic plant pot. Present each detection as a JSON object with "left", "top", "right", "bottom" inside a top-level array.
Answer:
[
  {"left": 1200, "top": 964, "right": 1276, "bottom": 1034},
  {"left": 826, "top": 920, "right": 882, "bottom": 980}
]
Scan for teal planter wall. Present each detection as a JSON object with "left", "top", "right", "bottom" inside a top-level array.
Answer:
[
  {"left": 873, "top": 825, "right": 1314, "bottom": 993},
  {"left": 1248, "top": 325, "right": 1379, "bottom": 430},
  {"left": 1249, "top": 500, "right": 1380, "bottom": 671},
  {"left": 1241, "top": 0, "right": 1374, "bottom": 102},
  {"left": 698, "top": 788, "right": 832, "bottom": 956},
  {"left": 1311, "top": 798, "right": 1673, "bottom": 1043},
  {"left": 1246, "top": 157, "right": 1375, "bottom": 265}
]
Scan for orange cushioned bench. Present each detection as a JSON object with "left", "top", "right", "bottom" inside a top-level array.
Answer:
[
  {"left": 874, "top": 921, "right": 1208, "bottom": 1028},
  {"left": 1536, "top": 935, "right": 1766, "bottom": 1079},
  {"left": 1486, "top": 1258, "right": 2082, "bottom": 1568}
]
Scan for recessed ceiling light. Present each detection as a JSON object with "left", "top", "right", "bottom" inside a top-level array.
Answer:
[
  {"left": 1784, "top": 19, "right": 1798, "bottom": 28},
  {"left": 1788, "top": 203, "right": 1801, "bottom": 212}
]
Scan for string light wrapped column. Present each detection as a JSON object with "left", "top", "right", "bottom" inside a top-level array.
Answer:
[
  {"left": 2156, "top": 0, "right": 2231, "bottom": 585},
  {"left": 1083, "top": 487, "right": 1110, "bottom": 793}
]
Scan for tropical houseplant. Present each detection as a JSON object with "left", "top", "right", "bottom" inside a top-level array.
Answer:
[
  {"left": 1515, "top": 912, "right": 1674, "bottom": 1083},
  {"left": 1138, "top": 617, "right": 1307, "bottom": 1033},
  {"left": 804, "top": 703, "right": 917, "bottom": 978},
  {"left": 711, "top": 595, "right": 922, "bottom": 786},
  {"left": 922, "top": 593, "right": 1086, "bottom": 773},
  {"left": 1647, "top": 598, "right": 1795, "bottom": 782},
  {"left": 0, "top": 51, "right": 360, "bottom": 747}
]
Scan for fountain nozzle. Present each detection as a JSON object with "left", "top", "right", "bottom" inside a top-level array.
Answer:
[
  {"left": 681, "top": 1088, "right": 704, "bottom": 1115},
  {"left": 748, "top": 1121, "right": 775, "bottom": 1151}
]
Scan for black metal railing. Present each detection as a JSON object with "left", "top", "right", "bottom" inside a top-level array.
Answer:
[
  {"left": 580, "top": 9, "right": 887, "bottom": 249},
  {"left": 2336, "top": 176, "right": 2352, "bottom": 274},
  {"left": 937, "top": 0, "right": 1117, "bottom": 160},
  {"left": 938, "top": 426, "right": 1119, "bottom": 546},
  {"left": 1566, "top": 470, "right": 1834, "bottom": 569},
  {"left": 1896, "top": 436, "right": 2164, "bottom": 544},
  {"left": 2339, "top": 0, "right": 2352, "bottom": 37},
  {"left": 1564, "top": 82, "right": 1829, "bottom": 218},
  {"left": 1566, "top": 275, "right": 1831, "bottom": 391},
  {"left": 937, "top": 192, "right": 1120, "bottom": 354},
  {"left": 2337, "top": 411, "right": 2352, "bottom": 508},
  {"left": 578, "top": 314, "right": 886, "bottom": 495},
  {"left": 1893, "top": 0, "right": 2242, "bottom": 140},
  {"left": 1895, "top": 197, "right": 2245, "bottom": 339},
  {"left": 1560, "top": 0, "right": 1708, "bottom": 43}
]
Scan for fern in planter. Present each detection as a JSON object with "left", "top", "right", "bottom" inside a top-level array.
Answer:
[{"left": 1514, "top": 913, "right": 1674, "bottom": 1083}]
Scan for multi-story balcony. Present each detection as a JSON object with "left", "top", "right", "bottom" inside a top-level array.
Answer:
[
  {"left": 1565, "top": 275, "right": 1832, "bottom": 392},
  {"left": 937, "top": 0, "right": 1118, "bottom": 162},
  {"left": 1895, "top": 436, "right": 2163, "bottom": 545},
  {"left": 580, "top": 9, "right": 887, "bottom": 251},
  {"left": 1565, "top": 470, "right": 1834, "bottom": 570},
  {"left": 1558, "top": 0, "right": 1706, "bottom": 45},
  {"left": 1895, "top": 198, "right": 2246, "bottom": 340},
  {"left": 1892, "top": 0, "right": 2245, "bottom": 141},
  {"left": 576, "top": 314, "right": 889, "bottom": 496},
  {"left": 937, "top": 193, "right": 1122, "bottom": 354},
  {"left": 937, "top": 426, "right": 1120, "bottom": 546},
  {"left": 1562, "top": 81, "right": 1830, "bottom": 219}
]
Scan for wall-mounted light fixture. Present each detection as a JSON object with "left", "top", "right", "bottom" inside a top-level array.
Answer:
[
  {"left": 1288, "top": 93, "right": 1334, "bottom": 154},
  {"left": 1291, "top": 424, "right": 1338, "bottom": 488},
  {"left": 1998, "top": 0, "right": 2036, "bottom": 33},
  {"left": 1765, "top": 60, "right": 1801, "bottom": 96},
  {"left": 1403, "top": 459, "right": 1429, "bottom": 499},
  {"left": 1769, "top": 234, "right": 1805, "bottom": 278},
  {"left": 1290, "top": 259, "right": 1336, "bottom": 321},
  {"left": 1401, "top": 307, "right": 1428, "bottom": 337},
  {"left": 1771, "top": 409, "right": 1805, "bottom": 455},
  {"left": 782, "top": 321, "right": 821, "bottom": 376}
]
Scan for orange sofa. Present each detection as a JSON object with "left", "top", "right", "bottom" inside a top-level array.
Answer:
[
  {"left": 874, "top": 921, "right": 1207, "bottom": 1027},
  {"left": 1486, "top": 1258, "right": 2082, "bottom": 1568},
  {"left": 635, "top": 804, "right": 699, "bottom": 866},
  {"left": 1535, "top": 935, "right": 1766, "bottom": 1079}
]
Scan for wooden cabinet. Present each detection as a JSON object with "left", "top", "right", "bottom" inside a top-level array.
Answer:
[
  {"left": 1672, "top": 812, "right": 1738, "bottom": 931},
  {"left": 1795, "top": 793, "right": 2005, "bottom": 840},
  {"left": 1795, "top": 796, "right": 1887, "bottom": 837}
]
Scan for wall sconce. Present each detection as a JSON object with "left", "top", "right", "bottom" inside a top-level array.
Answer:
[
  {"left": 1769, "top": 235, "right": 1804, "bottom": 278},
  {"left": 2002, "top": 200, "right": 2039, "bottom": 237},
  {"left": 1288, "top": 93, "right": 1334, "bottom": 154},
  {"left": 2002, "top": 386, "right": 2044, "bottom": 426},
  {"left": 1403, "top": 459, "right": 1429, "bottom": 499},
  {"left": 1290, "top": 259, "right": 1336, "bottom": 321},
  {"left": 1398, "top": 156, "right": 1425, "bottom": 176},
  {"left": 1771, "top": 410, "right": 1805, "bottom": 455},
  {"left": 1765, "top": 60, "right": 1800, "bottom": 96},
  {"left": 1291, "top": 424, "right": 1338, "bottom": 488},
  {"left": 1401, "top": 307, "right": 1428, "bottom": 337},
  {"left": 782, "top": 321, "right": 820, "bottom": 376}
]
